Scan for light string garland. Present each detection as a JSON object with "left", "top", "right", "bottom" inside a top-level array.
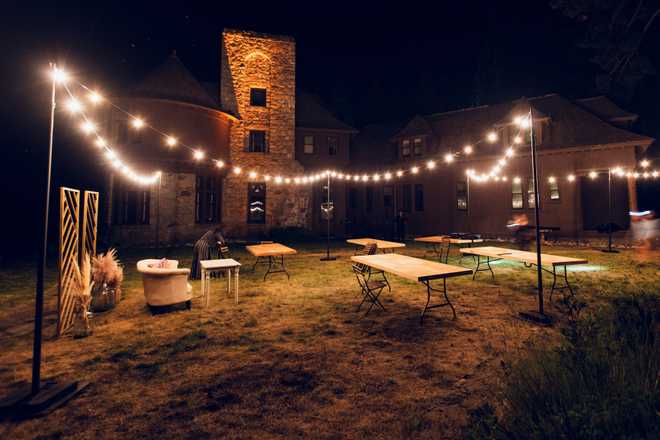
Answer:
[{"left": 53, "top": 66, "right": 658, "bottom": 186}]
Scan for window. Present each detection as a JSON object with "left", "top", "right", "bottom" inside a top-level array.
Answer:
[
  {"left": 527, "top": 178, "right": 536, "bottom": 208},
  {"left": 348, "top": 187, "right": 358, "bottom": 209},
  {"left": 247, "top": 183, "right": 266, "bottom": 224},
  {"left": 383, "top": 186, "right": 393, "bottom": 208},
  {"left": 402, "top": 184, "right": 412, "bottom": 212},
  {"left": 413, "top": 138, "right": 423, "bottom": 156},
  {"left": 328, "top": 136, "right": 338, "bottom": 155},
  {"left": 113, "top": 184, "right": 150, "bottom": 225},
  {"left": 549, "top": 178, "right": 560, "bottom": 200},
  {"left": 366, "top": 187, "right": 374, "bottom": 211},
  {"left": 247, "top": 130, "right": 267, "bottom": 153},
  {"left": 401, "top": 139, "right": 411, "bottom": 158},
  {"left": 196, "top": 175, "right": 220, "bottom": 223},
  {"left": 456, "top": 182, "right": 467, "bottom": 210},
  {"left": 512, "top": 179, "right": 523, "bottom": 209},
  {"left": 414, "top": 184, "right": 424, "bottom": 211},
  {"left": 303, "top": 135, "right": 315, "bottom": 154},
  {"left": 250, "top": 88, "right": 267, "bottom": 107}
]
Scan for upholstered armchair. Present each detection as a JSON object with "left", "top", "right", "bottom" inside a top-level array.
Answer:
[{"left": 137, "top": 259, "right": 192, "bottom": 310}]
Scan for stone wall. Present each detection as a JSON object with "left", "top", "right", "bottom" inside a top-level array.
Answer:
[{"left": 220, "top": 29, "right": 311, "bottom": 237}]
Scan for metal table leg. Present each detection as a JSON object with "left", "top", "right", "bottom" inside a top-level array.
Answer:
[
  {"left": 263, "top": 255, "right": 290, "bottom": 280},
  {"left": 549, "top": 264, "right": 575, "bottom": 303},
  {"left": 421, "top": 278, "right": 456, "bottom": 323},
  {"left": 472, "top": 255, "right": 496, "bottom": 280}
]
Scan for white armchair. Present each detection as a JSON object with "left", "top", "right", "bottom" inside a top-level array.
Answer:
[{"left": 137, "top": 259, "right": 192, "bottom": 310}]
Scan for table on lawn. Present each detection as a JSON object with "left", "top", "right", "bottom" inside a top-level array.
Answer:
[
  {"left": 459, "top": 246, "right": 587, "bottom": 300},
  {"left": 346, "top": 238, "right": 406, "bottom": 253},
  {"left": 245, "top": 243, "right": 297, "bottom": 280},
  {"left": 414, "top": 235, "right": 484, "bottom": 263},
  {"left": 351, "top": 253, "right": 472, "bottom": 322},
  {"left": 200, "top": 259, "right": 241, "bottom": 306}
]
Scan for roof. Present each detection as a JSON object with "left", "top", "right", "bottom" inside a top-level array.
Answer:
[
  {"left": 350, "top": 121, "right": 406, "bottom": 168},
  {"left": 574, "top": 96, "right": 638, "bottom": 123},
  {"left": 394, "top": 94, "right": 653, "bottom": 154},
  {"left": 131, "top": 52, "right": 221, "bottom": 110},
  {"left": 295, "top": 92, "right": 357, "bottom": 132}
]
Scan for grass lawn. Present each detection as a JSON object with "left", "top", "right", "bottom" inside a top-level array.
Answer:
[{"left": 0, "top": 241, "right": 658, "bottom": 439}]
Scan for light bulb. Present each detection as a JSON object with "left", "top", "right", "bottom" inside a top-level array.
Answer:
[
  {"left": 66, "top": 98, "right": 83, "bottom": 113},
  {"left": 427, "top": 160, "right": 436, "bottom": 169},
  {"left": 88, "top": 91, "right": 103, "bottom": 104},
  {"left": 215, "top": 160, "right": 225, "bottom": 168},
  {"left": 193, "top": 150, "right": 205, "bottom": 161},
  {"left": 81, "top": 120, "right": 96, "bottom": 134},
  {"left": 548, "top": 176, "right": 556, "bottom": 183},
  {"left": 588, "top": 171, "right": 598, "bottom": 179},
  {"left": 487, "top": 131, "right": 498, "bottom": 142},
  {"left": 165, "top": 136, "right": 177, "bottom": 147},
  {"left": 131, "top": 117, "right": 145, "bottom": 129},
  {"left": 443, "top": 154, "right": 454, "bottom": 163},
  {"left": 411, "top": 166, "right": 419, "bottom": 174},
  {"left": 233, "top": 166, "right": 242, "bottom": 175},
  {"left": 463, "top": 145, "right": 473, "bottom": 154}
]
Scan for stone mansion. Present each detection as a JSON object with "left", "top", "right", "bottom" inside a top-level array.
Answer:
[{"left": 103, "top": 29, "right": 653, "bottom": 246}]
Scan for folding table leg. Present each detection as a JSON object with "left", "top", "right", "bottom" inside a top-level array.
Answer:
[
  {"left": 420, "top": 278, "right": 456, "bottom": 324},
  {"left": 235, "top": 268, "right": 239, "bottom": 304}
]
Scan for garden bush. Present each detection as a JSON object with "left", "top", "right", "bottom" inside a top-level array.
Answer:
[{"left": 465, "top": 294, "right": 660, "bottom": 440}]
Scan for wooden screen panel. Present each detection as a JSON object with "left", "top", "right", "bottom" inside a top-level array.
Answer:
[
  {"left": 81, "top": 190, "right": 99, "bottom": 262},
  {"left": 58, "top": 187, "right": 80, "bottom": 336}
]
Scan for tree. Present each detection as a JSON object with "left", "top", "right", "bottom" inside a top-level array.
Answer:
[{"left": 550, "top": 0, "right": 660, "bottom": 102}]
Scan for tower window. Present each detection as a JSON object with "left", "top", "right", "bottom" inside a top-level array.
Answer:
[
  {"left": 250, "top": 88, "right": 267, "bottom": 107},
  {"left": 247, "top": 130, "right": 268, "bottom": 153}
]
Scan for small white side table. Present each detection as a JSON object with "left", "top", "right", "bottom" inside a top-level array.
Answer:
[{"left": 200, "top": 259, "right": 241, "bottom": 307}]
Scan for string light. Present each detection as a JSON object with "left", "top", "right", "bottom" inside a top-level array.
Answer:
[
  {"left": 384, "top": 172, "right": 392, "bottom": 180},
  {"left": 411, "top": 166, "right": 419, "bottom": 174},
  {"left": 548, "top": 176, "right": 556, "bottom": 183},
  {"left": 233, "top": 166, "right": 242, "bottom": 175},
  {"left": 396, "top": 170, "right": 404, "bottom": 177},
  {"left": 88, "top": 91, "right": 103, "bottom": 104},
  {"left": 66, "top": 98, "right": 83, "bottom": 113},
  {"left": 80, "top": 120, "right": 96, "bottom": 134},
  {"left": 513, "top": 136, "right": 522, "bottom": 144},
  {"left": 567, "top": 174, "right": 575, "bottom": 182},
  {"left": 215, "top": 160, "right": 225, "bottom": 168},
  {"left": 588, "top": 171, "right": 598, "bottom": 179},
  {"left": 427, "top": 160, "right": 437, "bottom": 169},
  {"left": 249, "top": 171, "right": 258, "bottom": 179},
  {"left": 95, "top": 137, "right": 107, "bottom": 148},
  {"left": 640, "top": 159, "right": 650, "bottom": 168},
  {"left": 131, "top": 117, "right": 145, "bottom": 129},
  {"left": 165, "top": 136, "right": 178, "bottom": 147},
  {"left": 51, "top": 67, "right": 69, "bottom": 84},
  {"left": 463, "top": 145, "right": 473, "bottom": 154},
  {"left": 193, "top": 149, "right": 205, "bottom": 161},
  {"left": 513, "top": 176, "right": 521, "bottom": 184},
  {"left": 505, "top": 147, "right": 514, "bottom": 157},
  {"left": 443, "top": 153, "right": 454, "bottom": 163},
  {"left": 487, "top": 131, "right": 498, "bottom": 142}
]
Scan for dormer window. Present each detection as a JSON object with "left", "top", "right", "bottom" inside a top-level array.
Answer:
[
  {"left": 401, "top": 139, "right": 411, "bottom": 158},
  {"left": 250, "top": 88, "right": 267, "bottom": 107},
  {"left": 413, "top": 138, "right": 423, "bottom": 156}
]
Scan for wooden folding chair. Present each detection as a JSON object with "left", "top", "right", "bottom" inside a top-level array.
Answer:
[{"left": 352, "top": 242, "right": 388, "bottom": 316}]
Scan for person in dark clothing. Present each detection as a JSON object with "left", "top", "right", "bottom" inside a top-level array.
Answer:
[{"left": 191, "top": 227, "right": 226, "bottom": 279}]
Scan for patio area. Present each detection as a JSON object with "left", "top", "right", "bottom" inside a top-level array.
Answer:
[{"left": 0, "top": 241, "right": 658, "bottom": 439}]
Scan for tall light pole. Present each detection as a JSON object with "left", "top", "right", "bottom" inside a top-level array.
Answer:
[
  {"left": 0, "top": 64, "right": 87, "bottom": 418},
  {"left": 320, "top": 172, "right": 336, "bottom": 261}
]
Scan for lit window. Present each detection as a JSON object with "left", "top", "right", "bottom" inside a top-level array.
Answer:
[
  {"left": 401, "top": 139, "right": 411, "bottom": 158},
  {"left": 527, "top": 178, "right": 536, "bottom": 208},
  {"left": 304, "top": 135, "right": 314, "bottom": 154},
  {"left": 328, "top": 136, "right": 338, "bottom": 155},
  {"left": 250, "top": 88, "right": 267, "bottom": 107},
  {"left": 247, "top": 130, "right": 267, "bottom": 153},
  {"left": 413, "top": 138, "right": 423, "bottom": 156},
  {"left": 247, "top": 183, "right": 266, "bottom": 224},
  {"left": 512, "top": 179, "right": 523, "bottom": 209},
  {"left": 549, "top": 179, "right": 560, "bottom": 200},
  {"left": 414, "top": 184, "right": 424, "bottom": 211},
  {"left": 456, "top": 182, "right": 467, "bottom": 210}
]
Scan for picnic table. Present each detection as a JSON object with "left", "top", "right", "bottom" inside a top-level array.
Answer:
[
  {"left": 351, "top": 253, "right": 472, "bottom": 322},
  {"left": 460, "top": 246, "right": 587, "bottom": 300},
  {"left": 346, "top": 238, "right": 406, "bottom": 253},
  {"left": 414, "top": 235, "right": 484, "bottom": 263},
  {"left": 245, "top": 243, "right": 297, "bottom": 280}
]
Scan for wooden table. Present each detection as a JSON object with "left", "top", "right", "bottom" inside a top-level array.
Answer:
[
  {"left": 200, "top": 259, "right": 241, "bottom": 306},
  {"left": 460, "top": 246, "right": 587, "bottom": 300},
  {"left": 351, "top": 253, "right": 472, "bottom": 322},
  {"left": 346, "top": 238, "right": 406, "bottom": 253},
  {"left": 414, "top": 235, "right": 484, "bottom": 263},
  {"left": 245, "top": 243, "right": 297, "bottom": 280}
]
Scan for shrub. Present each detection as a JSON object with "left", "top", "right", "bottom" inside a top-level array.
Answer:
[{"left": 465, "top": 294, "right": 660, "bottom": 440}]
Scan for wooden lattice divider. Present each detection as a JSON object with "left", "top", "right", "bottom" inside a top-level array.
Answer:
[
  {"left": 81, "top": 190, "right": 99, "bottom": 263},
  {"left": 57, "top": 187, "right": 80, "bottom": 336}
]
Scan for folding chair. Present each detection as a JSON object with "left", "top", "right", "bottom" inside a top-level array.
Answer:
[
  {"left": 352, "top": 242, "right": 388, "bottom": 316},
  {"left": 357, "top": 242, "right": 391, "bottom": 291}
]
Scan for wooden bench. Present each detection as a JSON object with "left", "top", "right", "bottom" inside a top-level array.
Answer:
[
  {"left": 351, "top": 253, "right": 472, "bottom": 322},
  {"left": 460, "top": 246, "right": 587, "bottom": 300}
]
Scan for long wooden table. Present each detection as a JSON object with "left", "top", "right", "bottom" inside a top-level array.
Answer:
[
  {"left": 347, "top": 238, "right": 406, "bottom": 253},
  {"left": 245, "top": 243, "right": 297, "bottom": 280},
  {"left": 351, "top": 253, "right": 472, "bottom": 322},
  {"left": 415, "top": 235, "right": 484, "bottom": 263},
  {"left": 459, "top": 246, "right": 587, "bottom": 299}
]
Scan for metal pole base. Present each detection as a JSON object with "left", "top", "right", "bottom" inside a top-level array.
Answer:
[
  {"left": 518, "top": 310, "right": 554, "bottom": 326},
  {"left": 320, "top": 256, "right": 337, "bottom": 261},
  {"left": 0, "top": 380, "right": 89, "bottom": 421},
  {"left": 600, "top": 249, "right": 620, "bottom": 253}
]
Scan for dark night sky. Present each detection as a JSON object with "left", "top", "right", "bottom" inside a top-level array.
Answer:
[{"left": 1, "top": 1, "right": 659, "bottom": 256}]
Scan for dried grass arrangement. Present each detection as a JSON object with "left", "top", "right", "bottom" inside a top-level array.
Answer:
[
  {"left": 90, "top": 248, "right": 124, "bottom": 312},
  {"left": 72, "top": 255, "right": 94, "bottom": 337}
]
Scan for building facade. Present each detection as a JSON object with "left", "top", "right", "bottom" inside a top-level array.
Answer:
[{"left": 103, "top": 29, "right": 653, "bottom": 246}]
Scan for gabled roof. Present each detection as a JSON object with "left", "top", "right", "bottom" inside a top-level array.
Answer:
[
  {"left": 350, "top": 121, "right": 406, "bottom": 168},
  {"left": 404, "top": 93, "right": 653, "bottom": 153},
  {"left": 132, "top": 52, "right": 220, "bottom": 110},
  {"left": 295, "top": 92, "right": 357, "bottom": 132},
  {"left": 574, "top": 96, "right": 638, "bottom": 123},
  {"left": 392, "top": 114, "right": 436, "bottom": 139}
]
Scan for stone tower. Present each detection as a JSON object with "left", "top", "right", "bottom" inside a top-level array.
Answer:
[{"left": 220, "top": 29, "right": 310, "bottom": 237}]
